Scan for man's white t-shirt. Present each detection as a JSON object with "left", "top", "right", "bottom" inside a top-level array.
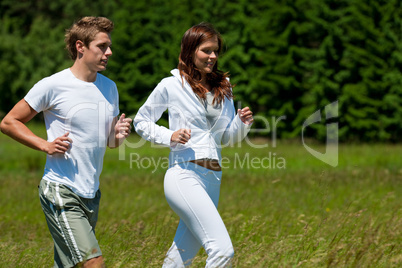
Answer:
[{"left": 25, "top": 69, "right": 119, "bottom": 198}]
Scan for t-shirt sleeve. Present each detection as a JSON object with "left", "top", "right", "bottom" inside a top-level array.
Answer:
[
  {"left": 113, "top": 82, "right": 120, "bottom": 117},
  {"left": 24, "top": 78, "right": 52, "bottom": 113}
]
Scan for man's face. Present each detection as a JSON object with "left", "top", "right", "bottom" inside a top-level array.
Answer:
[{"left": 81, "top": 32, "right": 112, "bottom": 73}]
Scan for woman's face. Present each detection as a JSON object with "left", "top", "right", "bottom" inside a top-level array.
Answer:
[{"left": 193, "top": 36, "right": 219, "bottom": 75}]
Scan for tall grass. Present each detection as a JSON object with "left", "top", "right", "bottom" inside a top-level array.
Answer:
[{"left": 0, "top": 122, "right": 401, "bottom": 267}]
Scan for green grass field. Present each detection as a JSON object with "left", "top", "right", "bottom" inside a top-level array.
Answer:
[{"left": 0, "top": 122, "right": 401, "bottom": 267}]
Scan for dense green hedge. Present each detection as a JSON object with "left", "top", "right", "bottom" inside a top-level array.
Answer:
[{"left": 1, "top": 0, "right": 401, "bottom": 142}]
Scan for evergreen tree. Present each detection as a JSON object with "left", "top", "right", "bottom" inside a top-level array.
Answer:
[{"left": 1, "top": 0, "right": 401, "bottom": 142}]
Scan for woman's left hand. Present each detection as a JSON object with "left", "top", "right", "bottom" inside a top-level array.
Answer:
[{"left": 238, "top": 107, "right": 254, "bottom": 125}]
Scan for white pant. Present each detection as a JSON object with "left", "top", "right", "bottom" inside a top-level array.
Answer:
[{"left": 163, "top": 162, "right": 234, "bottom": 267}]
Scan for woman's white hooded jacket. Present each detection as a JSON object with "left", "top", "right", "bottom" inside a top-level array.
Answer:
[{"left": 134, "top": 69, "right": 251, "bottom": 166}]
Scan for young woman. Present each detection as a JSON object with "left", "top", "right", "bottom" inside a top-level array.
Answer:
[{"left": 134, "top": 22, "right": 253, "bottom": 267}]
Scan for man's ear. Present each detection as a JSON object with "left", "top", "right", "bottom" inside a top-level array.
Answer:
[{"left": 76, "top": 40, "right": 85, "bottom": 55}]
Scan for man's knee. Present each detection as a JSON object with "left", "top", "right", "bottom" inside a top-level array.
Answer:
[{"left": 82, "top": 255, "right": 104, "bottom": 268}]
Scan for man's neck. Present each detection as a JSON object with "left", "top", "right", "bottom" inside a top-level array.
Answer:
[{"left": 69, "top": 62, "right": 97, "bottom": 82}]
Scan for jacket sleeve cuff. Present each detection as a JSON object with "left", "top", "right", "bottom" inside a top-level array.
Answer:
[
  {"left": 235, "top": 113, "right": 252, "bottom": 134},
  {"left": 162, "top": 129, "right": 175, "bottom": 147}
]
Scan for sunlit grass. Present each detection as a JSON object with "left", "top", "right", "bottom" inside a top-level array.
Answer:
[{"left": 0, "top": 122, "right": 401, "bottom": 267}]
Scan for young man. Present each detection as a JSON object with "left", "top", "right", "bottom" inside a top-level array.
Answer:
[{"left": 0, "top": 17, "right": 132, "bottom": 267}]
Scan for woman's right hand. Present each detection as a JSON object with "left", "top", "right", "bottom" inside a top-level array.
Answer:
[{"left": 171, "top": 128, "right": 191, "bottom": 144}]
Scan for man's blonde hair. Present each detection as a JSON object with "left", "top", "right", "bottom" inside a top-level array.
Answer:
[{"left": 65, "top": 16, "right": 114, "bottom": 60}]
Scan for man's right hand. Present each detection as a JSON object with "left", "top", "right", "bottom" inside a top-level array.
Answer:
[{"left": 46, "top": 132, "right": 72, "bottom": 155}]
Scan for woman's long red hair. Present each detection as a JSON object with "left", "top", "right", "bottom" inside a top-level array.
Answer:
[{"left": 178, "top": 22, "right": 233, "bottom": 104}]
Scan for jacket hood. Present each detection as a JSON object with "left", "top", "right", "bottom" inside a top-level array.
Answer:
[
  {"left": 170, "top": 68, "right": 194, "bottom": 95},
  {"left": 170, "top": 68, "right": 180, "bottom": 78}
]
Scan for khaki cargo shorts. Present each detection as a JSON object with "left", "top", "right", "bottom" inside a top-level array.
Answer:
[{"left": 38, "top": 179, "right": 102, "bottom": 267}]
